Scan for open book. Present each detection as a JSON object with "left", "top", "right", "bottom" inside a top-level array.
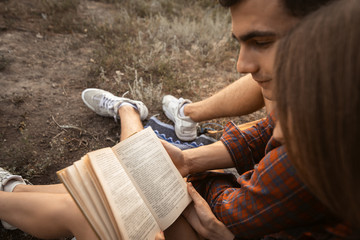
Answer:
[{"left": 57, "top": 127, "right": 192, "bottom": 240}]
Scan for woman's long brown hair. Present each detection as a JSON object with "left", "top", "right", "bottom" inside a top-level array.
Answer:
[{"left": 275, "top": 0, "right": 360, "bottom": 227}]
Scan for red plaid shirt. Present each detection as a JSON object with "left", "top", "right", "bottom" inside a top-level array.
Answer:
[{"left": 188, "top": 114, "right": 357, "bottom": 239}]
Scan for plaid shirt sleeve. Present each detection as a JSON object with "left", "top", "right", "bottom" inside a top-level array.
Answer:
[
  {"left": 220, "top": 114, "right": 275, "bottom": 174},
  {"left": 189, "top": 146, "right": 330, "bottom": 238},
  {"left": 188, "top": 114, "right": 332, "bottom": 238}
]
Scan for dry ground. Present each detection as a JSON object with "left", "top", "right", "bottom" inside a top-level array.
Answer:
[{"left": 0, "top": 0, "right": 265, "bottom": 239}]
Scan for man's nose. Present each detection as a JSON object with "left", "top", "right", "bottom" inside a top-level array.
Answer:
[{"left": 236, "top": 48, "right": 259, "bottom": 74}]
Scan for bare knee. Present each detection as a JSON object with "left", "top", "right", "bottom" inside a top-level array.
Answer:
[
  {"left": 164, "top": 216, "right": 202, "bottom": 240},
  {"left": 61, "top": 194, "right": 97, "bottom": 239}
]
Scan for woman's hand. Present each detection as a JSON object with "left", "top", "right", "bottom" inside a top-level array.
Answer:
[
  {"left": 182, "top": 182, "right": 234, "bottom": 240},
  {"left": 155, "top": 231, "right": 165, "bottom": 240},
  {"left": 161, "top": 140, "right": 189, "bottom": 177}
]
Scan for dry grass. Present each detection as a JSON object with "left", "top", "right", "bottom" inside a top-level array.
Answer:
[
  {"left": 0, "top": 1, "right": 266, "bottom": 238},
  {"left": 0, "top": 0, "right": 240, "bottom": 108},
  {"left": 84, "top": 0, "right": 239, "bottom": 112}
]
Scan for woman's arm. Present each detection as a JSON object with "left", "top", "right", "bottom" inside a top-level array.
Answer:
[{"left": 182, "top": 182, "right": 234, "bottom": 240}]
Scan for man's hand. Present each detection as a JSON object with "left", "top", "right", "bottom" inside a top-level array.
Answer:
[
  {"left": 161, "top": 140, "right": 189, "bottom": 177},
  {"left": 182, "top": 183, "right": 234, "bottom": 240}
]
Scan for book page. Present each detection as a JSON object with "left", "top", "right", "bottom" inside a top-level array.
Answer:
[
  {"left": 87, "top": 148, "right": 161, "bottom": 240},
  {"left": 57, "top": 163, "right": 114, "bottom": 239},
  {"left": 73, "top": 159, "right": 118, "bottom": 239},
  {"left": 112, "top": 127, "right": 192, "bottom": 230}
]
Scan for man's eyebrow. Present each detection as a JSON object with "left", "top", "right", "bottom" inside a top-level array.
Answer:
[{"left": 232, "top": 31, "right": 277, "bottom": 42}]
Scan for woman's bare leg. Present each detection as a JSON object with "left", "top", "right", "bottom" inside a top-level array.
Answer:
[
  {"left": 164, "top": 216, "right": 203, "bottom": 240},
  {"left": 118, "top": 106, "right": 144, "bottom": 141},
  {"left": 0, "top": 191, "right": 97, "bottom": 239},
  {"left": 118, "top": 105, "right": 202, "bottom": 239},
  {"left": 1, "top": 96, "right": 146, "bottom": 239},
  {"left": 13, "top": 183, "right": 67, "bottom": 193}
]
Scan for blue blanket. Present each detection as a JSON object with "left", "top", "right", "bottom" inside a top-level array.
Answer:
[{"left": 144, "top": 116, "right": 216, "bottom": 150}]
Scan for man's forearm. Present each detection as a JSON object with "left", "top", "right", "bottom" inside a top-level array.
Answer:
[{"left": 183, "top": 141, "right": 234, "bottom": 174}]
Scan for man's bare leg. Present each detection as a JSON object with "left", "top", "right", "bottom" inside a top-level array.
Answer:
[
  {"left": 184, "top": 74, "right": 264, "bottom": 121},
  {"left": 0, "top": 191, "right": 97, "bottom": 240}
]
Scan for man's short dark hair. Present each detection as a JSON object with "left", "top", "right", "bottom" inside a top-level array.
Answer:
[{"left": 218, "top": 0, "right": 338, "bottom": 17}]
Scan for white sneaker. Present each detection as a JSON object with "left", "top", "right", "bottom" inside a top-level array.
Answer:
[
  {"left": 0, "top": 167, "right": 25, "bottom": 192},
  {"left": 162, "top": 95, "right": 197, "bottom": 141},
  {"left": 82, "top": 88, "right": 148, "bottom": 121},
  {"left": 0, "top": 167, "right": 26, "bottom": 230}
]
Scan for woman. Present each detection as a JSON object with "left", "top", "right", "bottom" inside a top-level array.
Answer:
[{"left": 275, "top": 0, "right": 360, "bottom": 231}]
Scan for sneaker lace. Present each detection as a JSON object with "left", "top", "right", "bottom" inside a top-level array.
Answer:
[
  {"left": 24, "top": 179, "right": 33, "bottom": 185},
  {"left": 97, "top": 94, "right": 121, "bottom": 122},
  {"left": 121, "top": 91, "right": 129, "bottom": 98},
  {"left": 99, "top": 95, "right": 116, "bottom": 110}
]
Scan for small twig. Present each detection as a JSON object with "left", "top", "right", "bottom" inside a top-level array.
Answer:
[
  {"left": 52, "top": 115, "right": 67, "bottom": 132},
  {"left": 106, "top": 137, "right": 117, "bottom": 143},
  {"left": 51, "top": 115, "right": 98, "bottom": 139},
  {"left": 59, "top": 124, "right": 86, "bottom": 132},
  {"left": 62, "top": 85, "right": 67, "bottom": 96},
  {"left": 79, "top": 139, "right": 88, "bottom": 147},
  {"left": 53, "top": 131, "right": 65, "bottom": 139},
  {"left": 52, "top": 115, "right": 85, "bottom": 132}
]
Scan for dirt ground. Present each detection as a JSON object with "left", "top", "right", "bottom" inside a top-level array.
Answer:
[{"left": 0, "top": 0, "right": 265, "bottom": 239}]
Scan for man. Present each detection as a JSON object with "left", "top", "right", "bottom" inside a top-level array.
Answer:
[
  {"left": 161, "top": 0, "right": 350, "bottom": 238},
  {"left": 162, "top": 0, "right": 336, "bottom": 141}
]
